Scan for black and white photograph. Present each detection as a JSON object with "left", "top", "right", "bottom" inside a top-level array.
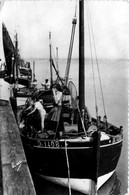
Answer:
[{"left": 0, "top": 0, "right": 128, "bottom": 194}]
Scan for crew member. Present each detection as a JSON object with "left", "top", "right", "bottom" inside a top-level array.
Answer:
[
  {"left": 35, "top": 99, "right": 46, "bottom": 132},
  {"left": 46, "top": 84, "right": 64, "bottom": 134}
]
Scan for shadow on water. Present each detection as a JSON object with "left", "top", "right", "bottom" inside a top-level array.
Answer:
[{"left": 32, "top": 171, "right": 121, "bottom": 195}]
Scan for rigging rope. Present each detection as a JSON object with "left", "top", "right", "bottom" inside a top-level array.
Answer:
[
  {"left": 86, "top": 0, "right": 107, "bottom": 120},
  {"left": 51, "top": 59, "right": 64, "bottom": 85},
  {"left": 86, "top": 3, "right": 98, "bottom": 119},
  {"left": 77, "top": 101, "right": 87, "bottom": 136}
]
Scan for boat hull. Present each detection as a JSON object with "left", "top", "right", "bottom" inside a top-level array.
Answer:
[
  {"left": 21, "top": 135, "right": 122, "bottom": 193},
  {"left": 36, "top": 170, "right": 114, "bottom": 194}
]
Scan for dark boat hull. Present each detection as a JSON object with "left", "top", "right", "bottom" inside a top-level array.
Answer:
[{"left": 21, "top": 135, "right": 122, "bottom": 181}]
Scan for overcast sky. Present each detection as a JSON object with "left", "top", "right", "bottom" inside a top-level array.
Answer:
[{"left": 0, "top": 0, "right": 129, "bottom": 61}]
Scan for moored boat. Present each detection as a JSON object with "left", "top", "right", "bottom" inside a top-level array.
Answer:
[
  {"left": 18, "top": 1, "right": 123, "bottom": 194},
  {"left": 2, "top": 23, "right": 32, "bottom": 87}
]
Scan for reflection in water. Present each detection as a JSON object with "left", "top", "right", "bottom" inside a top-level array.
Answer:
[
  {"left": 33, "top": 171, "right": 122, "bottom": 195},
  {"left": 98, "top": 172, "right": 121, "bottom": 195},
  {"left": 109, "top": 173, "right": 121, "bottom": 195}
]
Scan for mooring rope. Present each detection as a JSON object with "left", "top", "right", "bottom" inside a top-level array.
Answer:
[{"left": 65, "top": 140, "right": 71, "bottom": 195}]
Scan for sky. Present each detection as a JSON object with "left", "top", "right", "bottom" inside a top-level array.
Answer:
[{"left": 0, "top": 0, "right": 129, "bottom": 61}]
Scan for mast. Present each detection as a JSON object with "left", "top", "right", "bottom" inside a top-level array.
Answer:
[
  {"left": 15, "top": 33, "right": 19, "bottom": 82},
  {"left": 49, "top": 32, "right": 53, "bottom": 86},
  {"left": 64, "top": 14, "right": 77, "bottom": 86},
  {"left": 78, "top": 0, "right": 85, "bottom": 131},
  {"left": 56, "top": 47, "right": 59, "bottom": 74},
  {"left": 14, "top": 33, "right": 19, "bottom": 91},
  {"left": 33, "top": 61, "right": 36, "bottom": 82}
]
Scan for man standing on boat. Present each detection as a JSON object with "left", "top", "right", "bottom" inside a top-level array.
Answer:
[
  {"left": 46, "top": 84, "right": 64, "bottom": 135},
  {"left": 35, "top": 99, "right": 46, "bottom": 132},
  {"left": 42, "top": 79, "right": 50, "bottom": 90},
  {"left": 45, "top": 79, "right": 50, "bottom": 90},
  {"left": 21, "top": 97, "right": 46, "bottom": 133},
  {"left": 47, "top": 84, "right": 62, "bottom": 120}
]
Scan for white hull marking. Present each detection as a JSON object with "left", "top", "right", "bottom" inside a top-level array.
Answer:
[{"left": 36, "top": 170, "right": 114, "bottom": 194}]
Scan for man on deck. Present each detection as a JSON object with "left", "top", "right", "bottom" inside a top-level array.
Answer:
[{"left": 34, "top": 99, "right": 46, "bottom": 132}]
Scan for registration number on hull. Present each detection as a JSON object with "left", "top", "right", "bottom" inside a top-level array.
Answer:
[{"left": 36, "top": 140, "right": 60, "bottom": 148}]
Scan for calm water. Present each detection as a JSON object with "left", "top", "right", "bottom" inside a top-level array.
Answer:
[{"left": 28, "top": 58, "right": 128, "bottom": 195}]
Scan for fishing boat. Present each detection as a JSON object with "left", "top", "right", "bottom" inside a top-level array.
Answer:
[
  {"left": 2, "top": 23, "right": 32, "bottom": 87},
  {"left": 18, "top": 1, "right": 123, "bottom": 194}
]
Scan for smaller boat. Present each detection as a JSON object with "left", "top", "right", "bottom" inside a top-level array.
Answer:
[
  {"left": 2, "top": 23, "right": 32, "bottom": 87},
  {"left": 18, "top": 60, "right": 32, "bottom": 87}
]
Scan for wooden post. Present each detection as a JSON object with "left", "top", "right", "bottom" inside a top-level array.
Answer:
[{"left": 0, "top": 102, "right": 36, "bottom": 195}]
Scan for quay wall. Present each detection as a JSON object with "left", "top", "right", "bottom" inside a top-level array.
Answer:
[{"left": 0, "top": 99, "right": 36, "bottom": 195}]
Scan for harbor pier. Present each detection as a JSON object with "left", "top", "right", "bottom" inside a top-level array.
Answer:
[{"left": 0, "top": 99, "right": 36, "bottom": 195}]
